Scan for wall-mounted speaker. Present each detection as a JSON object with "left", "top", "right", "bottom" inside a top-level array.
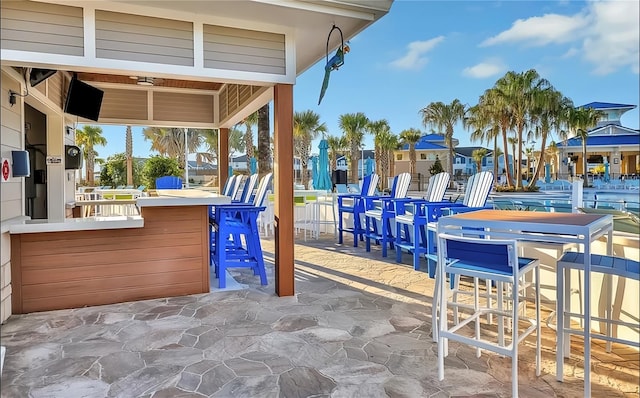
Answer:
[
  {"left": 65, "top": 145, "right": 82, "bottom": 170},
  {"left": 11, "top": 150, "right": 30, "bottom": 177}
]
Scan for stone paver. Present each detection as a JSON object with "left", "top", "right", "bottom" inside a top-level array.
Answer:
[{"left": 0, "top": 234, "right": 638, "bottom": 397}]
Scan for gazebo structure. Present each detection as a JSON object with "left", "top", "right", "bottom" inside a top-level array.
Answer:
[
  {"left": 0, "top": 0, "right": 392, "bottom": 322},
  {"left": 557, "top": 102, "right": 640, "bottom": 179}
]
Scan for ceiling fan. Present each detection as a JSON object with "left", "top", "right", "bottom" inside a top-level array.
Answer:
[{"left": 129, "top": 76, "right": 163, "bottom": 86}]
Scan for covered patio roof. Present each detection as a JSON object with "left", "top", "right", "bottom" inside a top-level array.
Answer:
[{"left": 0, "top": 0, "right": 392, "bottom": 298}]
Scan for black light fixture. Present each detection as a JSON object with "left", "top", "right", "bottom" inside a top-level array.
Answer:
[{"left": 29, "top": 68, "right": 57, "bottom": 87}]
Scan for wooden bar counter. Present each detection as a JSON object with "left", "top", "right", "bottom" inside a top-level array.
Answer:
[{"left": 9, "top": 191, "right": 230, "bottom": 314}]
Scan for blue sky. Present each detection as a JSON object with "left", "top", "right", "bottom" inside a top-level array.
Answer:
[{"left": 90, "top": 0, "right": 639, "bottom": 161}]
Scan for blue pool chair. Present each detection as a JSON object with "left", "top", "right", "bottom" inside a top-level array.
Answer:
[
  {"left": 337, "top": 173, "right": 379, "bottom": 247},
  {"left": 155, "top": 176, "right": 183, "bottom": 189},
  {"left": 362, "top": 172, "right": 411, "bottom": 257},
  {"left": 210, "top": 173, "right": 273, "bottom": 288},
  {"left": 393, "top": 172, "right": 451, "bottom": 271}
]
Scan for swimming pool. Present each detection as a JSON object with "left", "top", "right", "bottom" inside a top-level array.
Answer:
[{"left": 489, "top": 189, "right": 639, "bottom": 212}]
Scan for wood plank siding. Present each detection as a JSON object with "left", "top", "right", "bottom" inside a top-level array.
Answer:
[
  {"left": 1, "top": 1, "right": 84, "bottom": 56},
  {"left": 95, "top": 10, "right": 194, "bottom": 66},
  {"left": 46, "top": 72, "right": 66, "bottom": 110},
  {"left": 203, "top": 25, "right": 285, "bottom": 75},
  {"left": 218, "top": 84, "right": 268, "bottom": 125},
  {"left": 100, "top": 88, "right": 149, "bottom": 120},
  {"left": 10, "top": 205, "right": 211, "bottom": 314},
  {"left": 153, "top": 92, "right": 214, "bottom": 124}
]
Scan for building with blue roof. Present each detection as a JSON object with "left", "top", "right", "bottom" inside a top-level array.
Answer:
[
  {"left": 557, "top": 102, "right": 639, "bottom": 179},
  {"left": 394, "top": 134, "right": 497, "bottom": 179}
]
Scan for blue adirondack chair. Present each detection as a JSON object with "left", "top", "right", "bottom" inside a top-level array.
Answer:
[
  {"left": 362, "top": 172, "right": 412, "bottom": 257},
  {"left": 155, "top": 175, "right": 182, "bottom": 189},
  {"left": 210, "top": 173, "right": 273, "bottom": 288},
  {"left": 221, "top": 174, "right": 237, "bottom": 196},
  {"left": 239, "top": 174, "right": 258, "bottom": 203},
  {"left": 417, "top": 171, "right": 494, "bottom": 276},
  {"left": 210, "top": 174, "right": 258, "bottom": 238},
  {"left": 337, "top": 173, "right": 379, "bottom": 247},
  {"left": 393, "top": 172, "right": 451, "bottom": 271}
]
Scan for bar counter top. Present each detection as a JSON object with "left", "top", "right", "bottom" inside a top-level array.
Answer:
[{"left": 9, "top": 215, "right": 144, "bottom": 234}]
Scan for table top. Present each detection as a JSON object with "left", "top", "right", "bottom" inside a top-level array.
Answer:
[
  {"left": 445, "top": 209, "right": 609, "bottom": 228},
  {"left": 76, "top": 199, "right": 138, "bottom": 205}
]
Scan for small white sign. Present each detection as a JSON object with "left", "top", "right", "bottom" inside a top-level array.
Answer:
[{"left": 46, "top": 155, "right": 63, "bottom": 165}]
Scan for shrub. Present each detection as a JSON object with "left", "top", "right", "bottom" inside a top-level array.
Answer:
[
  {"left": 430, "top": 156, "right": 444, "bottom": 175},
  {"left": 142, "top": 156, "right": 183, "bottom": 189}
]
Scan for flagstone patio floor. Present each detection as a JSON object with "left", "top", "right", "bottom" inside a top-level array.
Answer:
[{"left": 1, "top": 234, "right": 638, "bottom": 397}]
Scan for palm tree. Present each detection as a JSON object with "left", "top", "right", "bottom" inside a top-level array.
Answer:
[
  {"left": 564, "top": 106, "right": 603, "bottom": 187},
  {"left": 477, "top": 87, "right": 515, "bottom": 187},
  {"left": 493, "top": 69, "right": 551, "bottom": 189},
  {"left": 125, "top": 125, "right": 133, "bottom": 185},
  {"left": 257, "top": 104, "right": 271, "bottom": 178},
  {"left": 142, "top": 127, "right": 203, "bottom": 166},
  {"left": 472, "top": 148, "right": 488, "bottom": 173},
  {"left": 546, "top": 140, "right": 559, "bottom": 179},
  {"left": 508, "top": 136, "right": 518, "bottom": 179},
  {"left": 294, "top": 110, "right": 327, "bottom": 186},
  {"left": 527, "top": 89, "right": 572, "bottom": 188},
  {"left": 377, "top": 130, "right": 398, "bottom": 190},
  {"left": 420, "top": 99, "right": 467, "bottom": 185},
  {"left": 366, "top": 119, "right": 391, "bottom": 177},
  {"left": 198, "top": 129, "right": 218, "bottom": 165},
  {"left": 399, "top": 128, "right": 422, "bottom": 175},
  {"left": 338, "top": 112, "right": 369, "bottom": 183},
  {"left": 227, "top": 126, "right": 245, "bottom": 164},
  {"left": 467, "top": 103, "right": 501, "bottom": 184},
  {"left": 239, "top": 112, "right": 258, "bottom": 159},
  {"left": 76, "top": 125, "right": 107, "bottom": 184},
  {"left": 326, "top": 135, "right": 347, "bottom": 171}
]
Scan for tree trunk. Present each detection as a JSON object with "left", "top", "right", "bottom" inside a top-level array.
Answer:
[
  {"left": 350, "top": 141, "right": 359, "bottom": 183},
  {"left": 529, "top": 131, "right": 548, "bottom": 188},
  {"left": 126, "top": 125, "right": 133, "bottom": 185},
  {"left": 87, "top": 153, "right": 95, "bottom": 185},
  {"left": 582, "top": 140, "right": 588, "bottom": 188},
  {"left": 257, "top": 104, "right": 271, "bottom": 179},
  {"left": 493, "top": 135, "right": 498, "bottom": 184}
]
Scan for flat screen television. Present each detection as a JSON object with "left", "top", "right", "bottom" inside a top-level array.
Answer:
[
  {"left": 63, "top": 77, "right": 104, "bottom": 122},
  {"left": 29, "top": 68, "right": 57, "bottom": 87}
]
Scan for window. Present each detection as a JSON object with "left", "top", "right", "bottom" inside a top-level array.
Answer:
[
  {"left": 396, "top": 154, "right": 403, "bottom": 160},
  {"left": 420, "top": 153, "right": 427, "bottom": 160}
]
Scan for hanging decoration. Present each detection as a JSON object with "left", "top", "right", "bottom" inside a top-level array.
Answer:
[{"left": 318, "top": 24, "right": 350, "bottom": 105}]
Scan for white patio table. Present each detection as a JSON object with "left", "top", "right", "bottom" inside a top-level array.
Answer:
[{"left": 435, "top": 209, "right": 613, "bottom": 398}]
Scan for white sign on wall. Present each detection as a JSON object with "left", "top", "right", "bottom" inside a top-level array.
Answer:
[
  {"left": 1, "top": 158, "right": 11, "bottom": 182},
  {"left": 46, "top": 155, "right": 63, "bottom": 165}
]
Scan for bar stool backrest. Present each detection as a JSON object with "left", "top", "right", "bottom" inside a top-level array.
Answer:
[
  {"left": 231, "top": 175, "right": 245, "bottom": 201},
  {"left": 462, "top": 171, "right": 493, "bottom": 208},
  {"left": 425, "top": 172, "right": 450, "bottom": 202},
  {"left": 222, "top": 175, "right": 237, "bottom": 196},
  {"left": 441, "top": 233, "right": 517, "bottom": 275},
  {"left": 361, "top": 173, "right": 379, "bottom": 196},
  {"left": 389, "top": 172, "right": 411, "bottom": 199},
  {"left": 155, "top": 176, "right": 182, "bottom": 189},
  {"left": 240, "top": 173, "right": 259, "bottom": 203},
  {"left": 253, "top": 173, "right": 273, "bottom": 207}
]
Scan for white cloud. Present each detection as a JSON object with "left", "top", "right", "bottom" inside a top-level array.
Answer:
[
  {"left": 561, "top": 47, "right": 579, "bottom": 59},
  {"left": 481, "top": 14, "right": 588, "bottom": 47},
  {"left": 582, "top": 0, "right": 639, "bottom": 75},
  {"left": 390, "top": 36, "right": 444, "bottom": 70},
  {"left": 480, "top": 0, "right": 639, "bottom": 75},
  {"left": 462, "top": 58, "right": 507, "bottom": 78}
]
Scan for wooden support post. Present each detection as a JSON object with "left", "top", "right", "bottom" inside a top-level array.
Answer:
[
  {"left": 273, "top": 84, "right": 295, "bottom": 296},
  {"left": 218, "top": 127, "right": 229, "bottom": 192}
]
